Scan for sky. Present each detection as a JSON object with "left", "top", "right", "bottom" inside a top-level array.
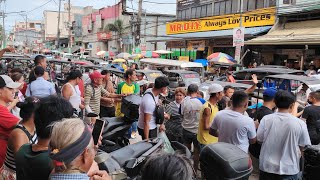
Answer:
[{"left": 4, "top": 0, "right": 176, "bottom": 33}]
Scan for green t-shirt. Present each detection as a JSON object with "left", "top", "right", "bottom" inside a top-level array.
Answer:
[{"left": 15, "top": 144, "right": 53, "bottom": 180}]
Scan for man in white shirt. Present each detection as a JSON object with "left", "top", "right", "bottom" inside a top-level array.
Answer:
[
  {"left": 257, "top": 90, "right": 311, "bottom": 179},
  {"left": 138, "top": 76, "right": 169, "bottom": 140},
  {"left": 210, "top": 91, "right": 256, "bottom": 153}
]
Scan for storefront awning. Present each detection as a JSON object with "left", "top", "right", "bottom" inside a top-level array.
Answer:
[{"left": 246, "top": 20, "right": 320, "bottom": 45}]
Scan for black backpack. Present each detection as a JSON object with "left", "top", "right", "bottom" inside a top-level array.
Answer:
[{"left": 145, "top": 92, "right": 164, "bottom": 124}]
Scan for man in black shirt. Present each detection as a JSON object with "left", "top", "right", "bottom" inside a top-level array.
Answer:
[
  {"left": 255, "top": 87, "right": 277, "bottom": 122},
  {"left": 302, "top": 91, "right": 320, "bottom": 145}
]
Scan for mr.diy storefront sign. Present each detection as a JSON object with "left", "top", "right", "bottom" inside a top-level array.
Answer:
[{"left": 166, "top": 7, "right": 275, "bottom": 35}]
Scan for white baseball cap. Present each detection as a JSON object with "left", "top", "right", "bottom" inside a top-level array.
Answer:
[
  {"left": 0, "top": 75, "right": 22, "bottom": 89},
  {"left": 208, "top": 84, "right": 223, "bottom": 94}
]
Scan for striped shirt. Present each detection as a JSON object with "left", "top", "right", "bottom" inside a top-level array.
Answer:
[
  {"left": 84, "top": 84, "right": 109, "bottom": 115},
  {"left": 4, "top": 124, "right": 38, "bottom": 171}
]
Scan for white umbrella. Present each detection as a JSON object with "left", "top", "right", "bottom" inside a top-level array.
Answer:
[
  {"left": 96, "top": 51, "right": 106, "bottom": 56},
  {"left": 116, "top": 52, "right": 131, "bottom": 59},
  {"left": 153, "top": 50, "right": 173, "bottom": 54}
]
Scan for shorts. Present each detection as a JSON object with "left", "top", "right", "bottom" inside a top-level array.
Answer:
[
  {"left": 182, "top": 128, "right": 199, "bottom": 149},
  {"left": 138, "top": 127, "right": 157, "bottom": 140}
]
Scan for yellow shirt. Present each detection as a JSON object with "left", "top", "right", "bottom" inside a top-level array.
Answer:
[
  {"left": 115, "top": 82, "right": 140, "bottom": 117},
  {"left": 197, "top": 101, "right": 219, "bottom": 145}
]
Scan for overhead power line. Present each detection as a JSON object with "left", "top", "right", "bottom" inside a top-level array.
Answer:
[{"left": 27, "top": 0, "right": 53, "bottom": 13}]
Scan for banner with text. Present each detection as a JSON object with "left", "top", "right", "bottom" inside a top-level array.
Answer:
[{"left": 166, "top": 7, "right": 275, "bottom": 35}]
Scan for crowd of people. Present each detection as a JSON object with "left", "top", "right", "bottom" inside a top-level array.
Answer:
[{"left": 0, "top": 51, "right": 318, "bottom": 180}]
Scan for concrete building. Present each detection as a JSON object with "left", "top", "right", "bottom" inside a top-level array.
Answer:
[
  {"left": 246, "top": 0, "right": 320, "bottom": 69},
  {"left": 81, "top": 1, "right": 175, "bottom": 56},
  {"left": 160, "top": 0, "right": 276, "bottom": 62},
  {"left": 13, "top": 20, "right": 43, "bottom": 51},
  {"left": 43, "top": 4, "right": 96, "bottom": 50}
]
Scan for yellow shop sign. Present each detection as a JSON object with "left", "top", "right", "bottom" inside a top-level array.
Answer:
[{"left": 166, "top": 7, "right": 275, "bottom": 35}]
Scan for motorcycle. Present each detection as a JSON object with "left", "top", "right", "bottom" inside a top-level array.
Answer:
[
  {"left": 96, "top": 138, "right": 191, "bottom": 179},
  {"left": 99, "top": 94, "right": 142, "bottom": 153}
]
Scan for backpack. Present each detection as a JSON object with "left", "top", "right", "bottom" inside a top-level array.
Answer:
[{"left": 145, "top": 92, "right": 164, "bottom": 124}]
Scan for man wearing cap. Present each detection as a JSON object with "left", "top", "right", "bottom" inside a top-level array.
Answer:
[
  {"left": 84, "top": 70, "right": 123, "bottom": 125},
  {"left": 26, "top": 66, "right": 56, "bottom": 97},
  {"left": 255, "top": 87, "right": 277, "bottom": 123},
  {"left": 210, "top": 91, "right": 257, "bottom": 153},
  {"left": 61, "top": 70, "right": 84, "bottom": 114},
  {"left": 0, "top": 75, "right": 21, "bottom": 167},
  {"left": 197, "top": 84, "right": 224, "bottom": 151}
]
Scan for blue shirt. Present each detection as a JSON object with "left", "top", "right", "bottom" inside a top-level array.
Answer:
[
  {"left": 197, "top": 97, "right": 206, "bottom": 104},
  {"left": 26, "top": 77, "right": 56, "bottom": 97},
  {"left": 50, "top": 173, "right": 89, "bottom": 180}
]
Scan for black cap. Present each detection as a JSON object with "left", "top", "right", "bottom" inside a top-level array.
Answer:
[{"left": 67, "top": 70, "right": 82, "bottom": 81}]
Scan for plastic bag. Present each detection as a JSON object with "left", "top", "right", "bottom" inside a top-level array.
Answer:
[{"left": 158, "top": 132, "right": 175, "bottom": 154}]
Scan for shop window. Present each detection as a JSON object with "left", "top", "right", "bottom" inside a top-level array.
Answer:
[
  {"left": 256, "top": 0, "right": 264, "bottom": 8},
  {"left": 177, "top": 10, "right": 182, "bottom": 20},
  {"left": 214, "top": 2, "right": 220, "bottom": 15},
  {"left": 201, "top": 5, "right": 207, "bottom": 17},
  {"left": 283, "top": 0, "right": 296, "bottom": 4},
  {"left": 207, "top": 3, "right": 212, "bottom": 16},
  {"left": 243, "top": 0, "right": 249, "bottom": 12},
  {"left": 196, "top": 6, "right": 201, "bottom": 18},
  {"left": 248, "top": 0, "right": 256, "bottom": 10},
  {"left": 191, "top": 7, "right": 197, "bottom": 18},
  {"left": 185, "top": 8, "right": 191, "bottom": 19},
  {"left": 231, "top": 0, "right": 239, "bottom": 13},
  {"left": 269, "top": 0, "right": 276, "bottom": 6},
  {"left": 226, "top": 0, "right": 232, "bottom": 14},
  {"left": 220, "top": 1, "right": 226, "bottom": 15}
]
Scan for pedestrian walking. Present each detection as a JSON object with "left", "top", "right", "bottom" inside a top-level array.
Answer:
[
  {"left": 210, "top": 91, "right": 257, "bottom": 153},
  {"left": 26, "top": 66, "right": 56, "bottom": 97},
  {"left": 257, "top": 90, "right": 311, "bottom": 179}
]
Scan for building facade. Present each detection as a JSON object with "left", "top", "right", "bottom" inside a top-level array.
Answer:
[
  {"left": 81, "top": 1, "right": 175, "bottom": 57},
  {"left": 246, "top": 0, "right": 320, "bottom": 69},
  {"left": 163, "top": 0, "right": 276, "bottom": 62}
]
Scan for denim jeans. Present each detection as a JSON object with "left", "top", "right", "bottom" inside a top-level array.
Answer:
[
  {"left": 260, "top": 171, "right": 299, "bottom": 180},
  {"left": 127, "top": 121, "right": 138, "bottom": 138}
]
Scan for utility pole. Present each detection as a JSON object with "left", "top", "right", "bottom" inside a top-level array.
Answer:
[
  {"left": 25, "top": 14, "right": 28, "bottom": 48},
  {"left": 0, "top": 0, "right": 5, "bottom": 48},
  {"left": 136, "top": 0, "right": 142, "bottom": 47},
  {"left": 144, "top": 9, "right": 146, "bottom": 44},
  {"left": 56, "top": 0, "right": 62, "bottom": 49},
  {"left": 68, "top": 0, "right": 71, "bottom": 53}
]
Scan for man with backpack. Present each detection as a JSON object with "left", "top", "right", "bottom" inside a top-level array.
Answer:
[
  {"left": 84, "top": 71, "right": 123, "bottom": 125},
  {"left": 116, "top": 69, "right": 140, "bottom": 138},
  {"left": 138, "top": 76, "right": 169, "bottom": 140}
]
